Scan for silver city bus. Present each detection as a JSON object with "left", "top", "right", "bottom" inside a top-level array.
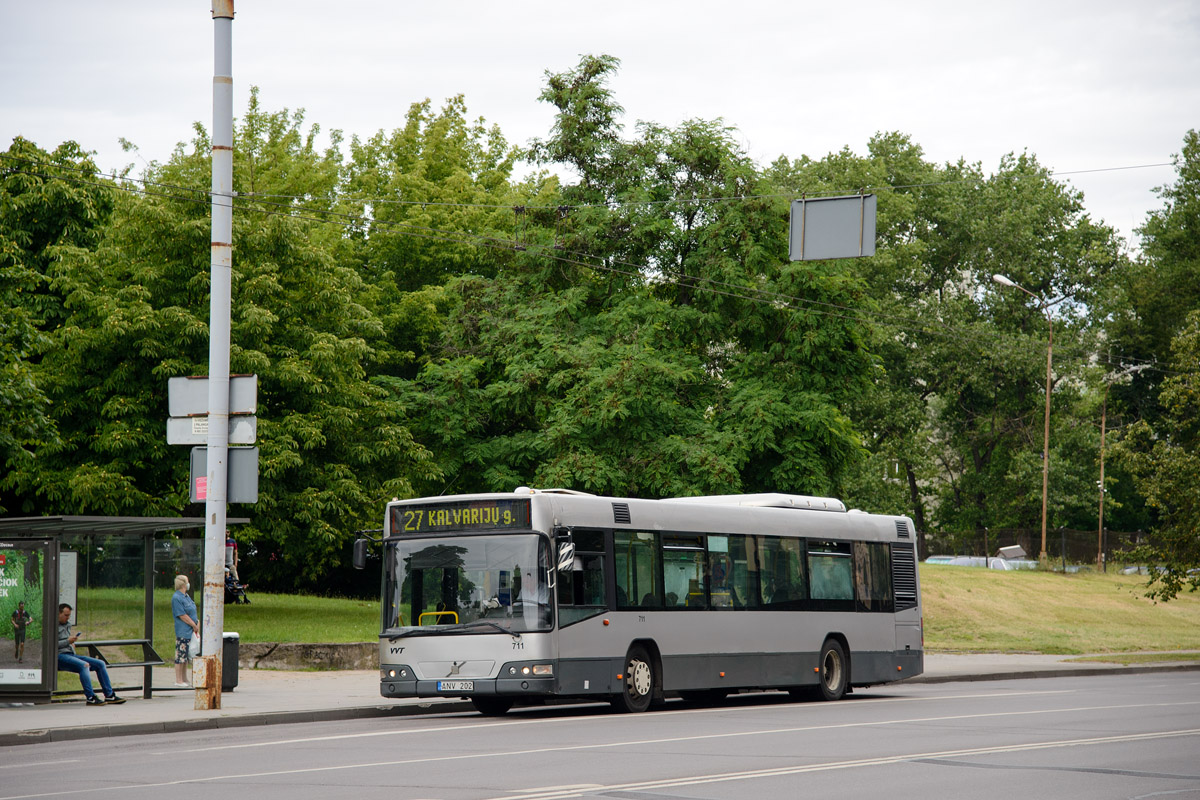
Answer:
[{"left": 354, "top": 488, "right": 922, "bottom": 715}]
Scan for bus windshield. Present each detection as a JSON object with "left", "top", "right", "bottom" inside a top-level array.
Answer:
[{"left": 384, "top": 534, "right": 553, "bottom": 633}]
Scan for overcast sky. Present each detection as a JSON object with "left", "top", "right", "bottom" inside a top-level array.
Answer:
[{"left": 3, "top": 1, "right": 1197, "bottom": 246}]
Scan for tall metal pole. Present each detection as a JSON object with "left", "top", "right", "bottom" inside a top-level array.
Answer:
[
  {"left": 1097, "top": 389, "right": 1107, "bottom": 570},
  {"left": 199, "top": 0, "right": 235, "bottom": 711},
  {"left": 1039, "top": 312, "right": 1052, "bottom": 563}
]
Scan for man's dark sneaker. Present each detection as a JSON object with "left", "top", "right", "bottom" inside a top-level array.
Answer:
[
  {"left": 104, "top": 694, "right": 126, "bottom": 705},
  {"left": 86, "top": 696, "right": 105, "bottom": 706}
]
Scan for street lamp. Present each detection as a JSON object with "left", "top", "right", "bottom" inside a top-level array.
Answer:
[{"left": 992, "top": 273, "right": 1052, "bottom": 563}]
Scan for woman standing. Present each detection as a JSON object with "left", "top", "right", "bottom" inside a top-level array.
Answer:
[{"left": 171, "top": 575, "right": 199, "bottom": 688}]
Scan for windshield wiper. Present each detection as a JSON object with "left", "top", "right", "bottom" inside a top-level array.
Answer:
[
  {"left": 386, "top": 620, "right": 521, "bottom": 641},
  {"left": 386, "top": 628, "right": 441, "bottom": 641},
  {"left": 456, "top": 620, "right": 522, "bottom": 637}
]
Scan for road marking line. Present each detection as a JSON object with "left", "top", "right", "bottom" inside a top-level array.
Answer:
[
  {"left": 157, "top": 688, "right": 1074, "bottom": 754},
  {"left": 508, "top": 786, "right": 605, "bottom": 794},
  {"left": 479, "top": 728, "right": 1200, "bottom": 800},
  {"left": 5, "top": 727, "right": 1198, "bottom": 800}
]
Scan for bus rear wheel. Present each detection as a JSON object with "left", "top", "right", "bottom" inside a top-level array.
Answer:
[
  {"left": 612, "top": 645, "right": 654, "bottom": 713},
  {"left": 471, "top": 696, "right": 513, "bottom": 716},
  {"left": 814, "top": 639, "right": 848, "bottom": 701}
]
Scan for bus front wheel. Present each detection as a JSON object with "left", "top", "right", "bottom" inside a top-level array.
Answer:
[{"left": 612, "top": 645, "right": 654, "bottom": 713}]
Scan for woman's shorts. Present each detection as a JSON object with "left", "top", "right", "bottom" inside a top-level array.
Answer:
[{"left": 175, "top": 637, "right": 192, "bottom": 664}]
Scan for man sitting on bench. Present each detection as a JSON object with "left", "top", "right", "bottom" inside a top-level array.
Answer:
[{"left": 56, "top": 603, "right": 126, "bottom": 706}]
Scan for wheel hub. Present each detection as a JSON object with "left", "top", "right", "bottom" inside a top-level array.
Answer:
[
  {"left": 628, "top": 659, "right": 652, "bottom": 696},
  {"left": 822, "top": 650, "right": 843, "bottom": 689}
]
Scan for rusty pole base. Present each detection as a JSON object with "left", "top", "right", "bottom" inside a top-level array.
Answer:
[{"left": 193, "top": 654, "right": 223, "bottom": 710}]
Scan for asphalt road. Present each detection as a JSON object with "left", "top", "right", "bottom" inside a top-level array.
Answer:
[{"left": 3, "top": 672, "right": 1199, "bottom": 800}]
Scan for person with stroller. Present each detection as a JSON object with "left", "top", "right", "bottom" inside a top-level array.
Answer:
[{"left": 224, "top": 534, "right": 250, "bottom": 604}]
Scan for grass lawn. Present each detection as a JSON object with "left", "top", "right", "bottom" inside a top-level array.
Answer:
[
  {"left": 71, "top": 588, "right": 380, "bottom": 664},
  {"left": 1067, "top": 652, "right": 1200, "bottom": 665},
  {"left": 920, "top": 565, "right": 1200, "bottom": 654}
]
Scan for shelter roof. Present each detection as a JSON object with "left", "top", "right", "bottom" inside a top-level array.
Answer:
[{"left": 0, "top": 516, "right": 249, "bottom": 537}]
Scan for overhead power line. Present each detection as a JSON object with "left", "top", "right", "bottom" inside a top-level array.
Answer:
[{"left": 0, "top": 151, "right": 1176, "bottom": 214}]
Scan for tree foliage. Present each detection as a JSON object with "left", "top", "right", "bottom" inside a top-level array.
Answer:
[
  {"left": 0, "top": 138, "right": 116, "bottom": 513},
  {"left": 402, "top": 56, "right": 872, "bottom": 500},
  {"left": 1107, "top": 132, "right": 1200, "bottom": 599},
  {"left": 1, "top": 62, "right": 1196, "bottom": 596},
  {"left": 1113, "top": 312, "right": 1200, "bottom": 600}
]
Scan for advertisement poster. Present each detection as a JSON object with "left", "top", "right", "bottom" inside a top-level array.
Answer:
[{"left": 0, "top": 542, "right": 47, "bottom": 687}]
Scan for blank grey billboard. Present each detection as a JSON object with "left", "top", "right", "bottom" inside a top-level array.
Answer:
[{"left": 789, "top": 194, "right": 877, "bottom": 261}]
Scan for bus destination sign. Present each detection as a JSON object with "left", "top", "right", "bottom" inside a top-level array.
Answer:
[{"left": 391, "top": 498, "right": 532, "bottom": 535}]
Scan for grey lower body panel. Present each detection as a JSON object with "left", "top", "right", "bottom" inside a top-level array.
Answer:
[
  {"left": 380, "top": 649, "right": 923, "bottom": 701},
  {"left": 653, "top": 650, "right": 920, "bottom": 691},
  {"left": 380, "top": 670, "right": 556, "bottom": 700}
]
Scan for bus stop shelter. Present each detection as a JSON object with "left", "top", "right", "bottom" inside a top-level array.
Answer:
[{"left": 0, "top": 516, "right": 247, "bottom": 704}]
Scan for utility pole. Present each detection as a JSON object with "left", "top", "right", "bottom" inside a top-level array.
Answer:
[
  {"left": 197, "top": 0, "right": 235, "bottom": 710},
  {"left": 1097, "top": 392, "right": 1107, "bottom": 571}
]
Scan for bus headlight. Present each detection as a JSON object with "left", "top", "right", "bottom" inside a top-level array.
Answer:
[{"left": 532, "top": 664, "right": 553, "bottom": 676}]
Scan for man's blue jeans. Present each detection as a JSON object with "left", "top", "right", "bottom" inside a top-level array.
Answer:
[{"left": 57, "top": 653, "right": 114, "bottom": 700}]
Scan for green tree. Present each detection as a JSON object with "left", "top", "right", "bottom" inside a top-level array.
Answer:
[
  {"left": 770, "top": 139, "right": 1124, "bottom": 555},
  {"left": 2, "top": 97, "right": 439, "bottom": 591},
  {"left": 0, "top": 138, "right": 116, "bottom": 513},
  {"left": 1113, "top": 311, "right": 1200, "bottom": 599},
  {"left": 403, "top": 55, "right": 872, "bottom": 499},
  {"left": 1105, "top": 131, "right": 1200, "bottom": 393},
  {"left": 1097, "top": 130, "right": 1200, "bottom": 524},
  {"left": 334, "top": 94, "right": 523, "bottom": 392}
]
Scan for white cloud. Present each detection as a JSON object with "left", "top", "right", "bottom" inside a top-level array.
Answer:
[{"left": 3, "top": 0, "right": 1196, "bottom": 244}]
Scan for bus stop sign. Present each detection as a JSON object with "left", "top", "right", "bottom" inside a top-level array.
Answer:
[{"left": 190, "top": 446, "right": 259, "bottom": 504}]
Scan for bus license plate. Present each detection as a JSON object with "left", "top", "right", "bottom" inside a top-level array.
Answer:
[{"left": 437, "top": 680, "right": 473, "bottom": 692}]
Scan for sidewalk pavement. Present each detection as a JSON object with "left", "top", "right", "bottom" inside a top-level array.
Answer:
[{"left": 3, "top": 654, "right": 1199, "bottom": 747}]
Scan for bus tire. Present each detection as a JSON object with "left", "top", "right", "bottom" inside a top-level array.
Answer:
[
  {"left": 814, "top": 638, "right": 848, "bottom": 701},
  {"left": 471, "top": 696, "right": 514, "bottom": 716},
  {"left": 612, "top": 645, "right": 655, "bottom": 713}
]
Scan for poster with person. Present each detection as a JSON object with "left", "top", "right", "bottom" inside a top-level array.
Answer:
[{"left": 0, "top": 542, "right": 47, "bottom": 686}]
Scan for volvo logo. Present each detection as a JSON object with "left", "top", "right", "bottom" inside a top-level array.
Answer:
[{"left": 447, "top": 660, "right": 465, "bottom": 677}]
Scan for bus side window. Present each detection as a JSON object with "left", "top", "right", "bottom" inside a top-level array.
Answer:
[
  {"left": 761, "top": 537, "right": 805, "bottom": 608},
  {"left": 557, "top": 529, "right": 606, "bottom": 608},
  {"left": 853, "top": 541, "right": 894, "bottom": 612},
  {"left": 707, "top": 535, "right": 733, "bottom": 609},
  {"left": 615, "top": 531, "right": 660, "bottom": 610},
  {"left": 809, "top": 541, "right": 853, "bottom": 601},
  {"left": 664, "top": 548, "right": 704, "bottom": 609},
  {"left": 727, "top": 534, "right": 759, "bottom": 610}
]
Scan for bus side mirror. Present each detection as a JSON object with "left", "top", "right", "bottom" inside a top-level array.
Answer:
[
  {"left": 556, "top": 541, "right": 576, "bottom": 573},
  {"left": 353, "top": 538, "right": 369, "bottom": 570}
]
